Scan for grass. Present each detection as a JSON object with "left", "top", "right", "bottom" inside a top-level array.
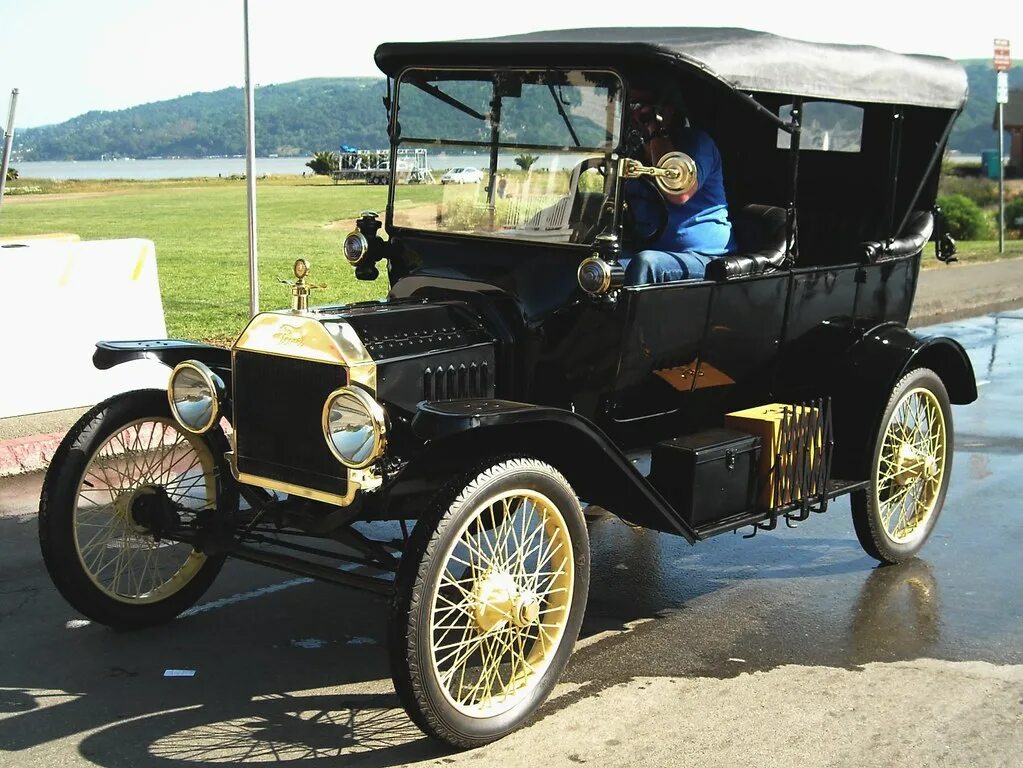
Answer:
[
  {"left": 934, "top": 238, "right": 1023, "bottom": 267},
  {"left": 0, "top": 176, "right": 392, "bottom": 343},
  {"left": 1, "top": 175, "right": 1020, "bottom": 342}
]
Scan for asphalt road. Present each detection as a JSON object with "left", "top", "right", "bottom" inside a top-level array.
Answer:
[{"left": 1, "top": 311, "right": 1022, "bottom": 767}]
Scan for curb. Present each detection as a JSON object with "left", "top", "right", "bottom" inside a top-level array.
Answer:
[
  {"left": 0, "top": 432, "right": 65, "bottom": 479},
  {"left": 3, "top": 257, "right": 1022, "bottom": 479}
]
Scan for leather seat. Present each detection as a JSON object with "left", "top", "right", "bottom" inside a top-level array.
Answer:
[
  {"left": 859, "top": 210, "right": 934, "bottom": 263},
  {"left": 705, "top": 204, "right": 789, "bottom": 281}
]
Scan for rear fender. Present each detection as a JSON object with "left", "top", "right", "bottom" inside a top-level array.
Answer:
[
  {"left": 405, "top": 399, "right": 695, "bottom": 541},
  {"left": 830, "top": 323, "right": 976, "bottom": 478}
]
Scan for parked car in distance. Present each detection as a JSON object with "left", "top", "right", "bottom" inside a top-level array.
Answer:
[{"left": 440, "top": 167, "right": 483, "bottom": 184}]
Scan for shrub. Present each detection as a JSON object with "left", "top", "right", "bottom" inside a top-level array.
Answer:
[
  {"left": 4, "top": 166, "right": 17, "bottom": 182},
  {"left": 937, "top": 194, "right": 993, "bottom": 240},
  {"left": 1004, "top": 198, "right": 1023, "bottom": 232},
  {"left": 937, "top": 175, "right": 999, "bottom": 207},
  {"left": 306, "top": 151, "right": 339, "bottom": 176}
]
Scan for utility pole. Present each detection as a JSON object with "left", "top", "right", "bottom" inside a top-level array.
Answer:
[
  {"left": 994, "top": 39, "right": 1011, "bottom": 255},
  {"left": 243, "top": 0, "right": 259, "bottom": 316},
  {"left": 0, "top": 89, "right": 19, "bottom": 211}
]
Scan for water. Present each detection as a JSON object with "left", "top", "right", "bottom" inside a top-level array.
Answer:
[
  {"left": 12, "top": 152, "right": 571, "bottom": 180},
  {"left": 12, "top": 157, "right": 313, "bottom": 180}
]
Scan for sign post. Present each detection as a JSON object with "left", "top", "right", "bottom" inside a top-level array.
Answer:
[
  {"left": 994, "top": 39, "right": 1011, "bottom": 255},
  {"left": 243, "top": 0, "right": 259, "bottom": 317},
  {"left": 0, "top": 89, "right": 19, "bottom": 211}
]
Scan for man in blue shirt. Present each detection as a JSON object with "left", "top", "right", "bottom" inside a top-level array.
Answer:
[{"left": 622, "top": 88, "right": 735, "bottom": 284}]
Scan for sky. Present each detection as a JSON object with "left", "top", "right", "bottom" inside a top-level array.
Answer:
[{"left": 0, "top": 0, "right": 1018, "bottom": 128}]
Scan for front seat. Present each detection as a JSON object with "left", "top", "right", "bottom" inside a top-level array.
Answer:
[{"left": 705, "top": 204, "right": 789, "bottom": 281}]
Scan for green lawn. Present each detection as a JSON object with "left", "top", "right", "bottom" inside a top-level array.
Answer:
[
  {"left": 0, "top": 177, "right": 394, "bottom": 343},
  {"left": 933, "top": 238, "right": 1023, "bottom": 267},
  {"left": 2, "top": 176, "right": 1020, "bottom": 342}
]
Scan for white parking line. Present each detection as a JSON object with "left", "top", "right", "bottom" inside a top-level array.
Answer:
[{"left": 180, "top": 576, "right": 313, "bottom": 617}]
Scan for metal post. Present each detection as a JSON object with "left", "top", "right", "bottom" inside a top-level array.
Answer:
[
  {"left": 998, "top": 100, "right": 1005, "bottom": 254},
  {"left": 0, "top": 89, "right": 19, "bottom": 211},
  {"left": 242, "top": 0, "right": 259, "bottom": 316}
]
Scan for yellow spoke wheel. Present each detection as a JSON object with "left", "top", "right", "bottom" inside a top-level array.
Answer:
[
  {"left": 73, "top": 417, "right": 216, "bottom": 604},
  {"left": 39, "top": 389, "right": 236, "bottom": 629},
  {"left": 390, "top": 458, "right": 589, "bottom": 749},
  {"left": 851, "top": 368, "right": 953, "bottom": 564}
]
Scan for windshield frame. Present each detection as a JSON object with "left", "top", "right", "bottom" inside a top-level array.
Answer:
[{"left": 385, "top": 65, "right": 627, "bottom": 249}]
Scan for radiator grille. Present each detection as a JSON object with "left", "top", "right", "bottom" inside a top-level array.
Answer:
[{"left": 233, "top": 351, "right": 348, "bottom": 497}]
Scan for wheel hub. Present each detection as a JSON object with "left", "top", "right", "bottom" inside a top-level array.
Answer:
[
  {"left": 472, "top": 571, "right": 539, "bottom": 632},
  {"left": 127, "top": 486, "right": 178, "bottom": 537},
  {"left": 893, "top": 443, "right": 935, "bottom": 486}
]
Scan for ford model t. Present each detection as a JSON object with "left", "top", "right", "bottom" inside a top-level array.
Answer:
[{"left": 39, "top": 29, "right": 976, "bottom": 748}]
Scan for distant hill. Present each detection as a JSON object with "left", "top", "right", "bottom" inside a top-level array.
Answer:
[
  {"left": 15, "top": 78, "right": 390, "bottom": 161},
  {"left": 13, "top": 63, "right": 1023, "bottom": 161},
  {"left": 953, "top": 62, "right": 1023, "bottom": 153}
]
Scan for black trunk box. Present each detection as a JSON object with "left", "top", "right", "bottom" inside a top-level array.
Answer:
[{"left": 650, "top": 428, "right": 761, "bottom": 527}]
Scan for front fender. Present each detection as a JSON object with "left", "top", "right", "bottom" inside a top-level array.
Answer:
[
  {"left": 93, "top": 339, "right": 233, "bottom": 395},
  {"left": 407, "top": 399, "right": 696, "bottom": 541}
]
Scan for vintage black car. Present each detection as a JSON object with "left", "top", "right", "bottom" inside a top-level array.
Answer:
[{"left": 39, "top": 28, "right": 977, "bottom": 748}]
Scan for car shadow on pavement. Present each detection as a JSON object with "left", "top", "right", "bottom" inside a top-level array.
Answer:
[{"left": 0, "top": 514, "right": 946, "bottom": 767}]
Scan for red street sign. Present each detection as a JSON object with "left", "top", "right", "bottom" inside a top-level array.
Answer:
[{"left": 994, "top": 38, "right": 1011, "bottom": 72}]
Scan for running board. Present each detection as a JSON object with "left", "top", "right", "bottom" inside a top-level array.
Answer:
[{"left": 693, "top": 478, "right": 869, "bottom": 540}]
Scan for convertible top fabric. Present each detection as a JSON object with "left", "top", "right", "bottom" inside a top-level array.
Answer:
[{"left": 375, "top": 27, "right": 968, "bottom": 111}]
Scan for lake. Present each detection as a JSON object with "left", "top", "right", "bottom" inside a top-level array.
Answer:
[{"left": 12, "top": 152, "right": 571, "bottom": 180}]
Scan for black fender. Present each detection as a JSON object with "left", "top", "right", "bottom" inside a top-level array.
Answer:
[
  {"left": 830, "top": 323, "right": 976, "bottom": 479},
  {"left": 93, "top": 340, "right": 233, "bottom": 398},
  {"left": 407, "top": 399, "right": 696, "bottom": 542}
]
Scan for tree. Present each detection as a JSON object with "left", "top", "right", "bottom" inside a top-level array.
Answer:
[
  {"left": 4, "top": 166, "right": 17, "bottom": 182},
  {"left": 514, "top": 153, "right": 540, "bottom": 172},
  {"left": 306, "top": 151, "right": 339, "bottom": 176}
]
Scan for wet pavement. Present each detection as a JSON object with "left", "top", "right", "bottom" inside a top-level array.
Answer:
[{"left": 0, "top": 310, "right": 1021, "bottom": 766}]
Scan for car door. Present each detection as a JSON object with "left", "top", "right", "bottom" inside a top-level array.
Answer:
[{"left": 603, "top": 281, "right": 714, "bottom": 440}]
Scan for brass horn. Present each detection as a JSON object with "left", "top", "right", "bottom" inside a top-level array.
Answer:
[{"left": 621, "top": 151, "right": 698, "bottom": 196}]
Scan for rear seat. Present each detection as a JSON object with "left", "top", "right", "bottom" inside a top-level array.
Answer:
[{"left": 858, "top": 211, "right": 934, "bottom": 263}]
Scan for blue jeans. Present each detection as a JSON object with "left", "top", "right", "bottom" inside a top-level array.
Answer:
[{"left": 620, "top": 250, "right": 714, "bottom": 285}]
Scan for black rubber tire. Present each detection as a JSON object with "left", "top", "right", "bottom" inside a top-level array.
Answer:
[
  {"left": 38, "top": 389, "right": 236, "bottom": 629},
  {"left": 389, "top": 457, "right": 590, "bottom": 749},
  {"left": 851, "top": 368, "right": 954, "bottom": 564}
]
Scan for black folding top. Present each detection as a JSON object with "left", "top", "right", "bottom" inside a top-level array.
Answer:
[{"left": 375, "top": 27, "right": 968, "bottom": 110}]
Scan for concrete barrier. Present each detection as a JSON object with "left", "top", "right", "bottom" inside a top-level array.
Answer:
[{"left": 0, "top": 238, "right": 169, "bottom": 418}]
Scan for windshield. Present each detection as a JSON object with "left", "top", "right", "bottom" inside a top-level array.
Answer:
[{"left": 391, "top": 68, "right": 623, "bottom": 245}]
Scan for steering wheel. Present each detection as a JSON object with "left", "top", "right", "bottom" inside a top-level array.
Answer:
[
  {"left": 621, "top": 177, "right": 669, "bottom": 250},
  {"left": 568, "top": 156, "right": 612, "bottom": 244}
]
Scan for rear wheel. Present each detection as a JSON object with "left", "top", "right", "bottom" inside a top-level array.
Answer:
[
  {"left": 851, "top": 368, "right": 953, "bottom": 563},
  {"left": 39, "top": 389, "right": 236, "bottom": 629},
  {"left": 390, "top": 458, "right": 589, "bottom": 748}
]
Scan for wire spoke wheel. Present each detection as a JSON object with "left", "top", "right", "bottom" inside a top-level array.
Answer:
[
  {"left": 40, "top": 389, "right": 234, "bottom": 628},
  {"left": 430, "top": 490, "right": 574, "bottom": 718},
  {"left": 875, "top": 388, "right": 947, "bottom": 544},
  {"left": 391, "top": 458, "right": 589, "bottom": 749},
  {"left": 851, "top": 368, "right": 954, "bottom": 564},
  {"left": 74, "top": 417, "right": 216, "bottom": 603}
]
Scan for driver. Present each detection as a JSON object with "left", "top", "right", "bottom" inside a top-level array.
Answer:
[{"left": 622, "top": 84, "right": 735, "bottom": 284}]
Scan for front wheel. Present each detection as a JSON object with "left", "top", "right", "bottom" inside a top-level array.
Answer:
[
  {"left": 39, "top": 389, "right": 237, "bottom": 629},
  {"left": 390, "top": 458, "right": 590, "bottom": 748},
  {"left": 851, "top": 368, "right": 953, "bottom": 563}
]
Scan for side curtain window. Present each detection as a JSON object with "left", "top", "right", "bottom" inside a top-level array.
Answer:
[{"left": 776, "top": 102, "right": 864, "bottom": 152}]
